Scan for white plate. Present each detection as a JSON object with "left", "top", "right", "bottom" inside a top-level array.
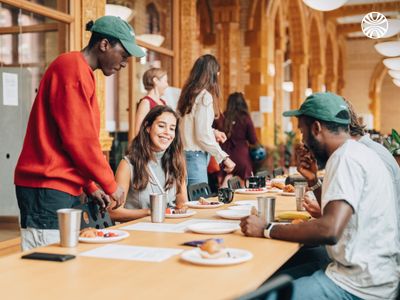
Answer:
[
  {"left": 187, "top": 201, "right": 224, "bottom": 209},
  {"left": 79, "top": 229, "right": 129, "bottom": 243},
  {"left": 280, "top": 192, "right": 295, "bottom": 196},
  {"left": 235, "top": 188, "right": 268, "bottom": 195},
  {"left": 228, "top": 205, "right": 255, "bottom": 211},
  {"left": 187, "top": 222, "right": 240, "bottom": 234},
  {"left": 234, "top": 200, "right": 258, "bottom": 206},
  {"left": 165, "top": 209, "right": 197, "bottom": 218},
  {"left": 216, "top": 210, "right": 250, "bottom": 220},
  {"left": 267, "top": 188, "right": 283, "bottom": 193},
  {"left": 181, "top": 248, "right": 253, "bottom": 266}
]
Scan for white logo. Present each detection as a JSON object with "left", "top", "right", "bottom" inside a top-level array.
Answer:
[{"left": 361, "top": 12, "right": 388, "bottom": 39}]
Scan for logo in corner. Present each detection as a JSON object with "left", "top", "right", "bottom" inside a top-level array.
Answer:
[{"left": 361, "top": 12, "right": 388, "bottom": 39}]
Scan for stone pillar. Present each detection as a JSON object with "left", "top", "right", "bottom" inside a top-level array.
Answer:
[{"left": 213, "top": 0, "right": 240, "bottom": 106}]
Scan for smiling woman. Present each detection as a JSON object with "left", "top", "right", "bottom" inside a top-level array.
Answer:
[{"left": 109, "top": 105, "right": 188, "bottom": 222}]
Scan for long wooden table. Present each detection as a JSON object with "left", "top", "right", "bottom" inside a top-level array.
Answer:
[{"left": 0, "top": 192, "right": 301, "bottom": 300}]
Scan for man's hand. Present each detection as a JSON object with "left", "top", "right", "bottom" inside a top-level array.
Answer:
[
  {"left": 91, "top": 189, "right": 111, "bottom": 211},
  {"left": 110, "top": 185, "right": 125, "bottom": 210},
  {"left": 303, "top": 194, "right": 322, "bottom": 218},
  {"left": 214, "top": 129, "right": 227, "bottom": 143},
  {"left": 295, "top": 144, "right": 318, "bottom": 183},
  {"left": 223, "top": 157, "right": 236, "bottom": 173},
  {"left": 240, "top": 215, "right": 266, "bottom": 237}
]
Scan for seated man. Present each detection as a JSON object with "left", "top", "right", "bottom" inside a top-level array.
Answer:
[{"left": 240, "top": 92, "right": 399, "bottom": 299}]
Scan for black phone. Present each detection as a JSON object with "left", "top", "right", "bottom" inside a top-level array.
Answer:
[{"left": 21, "top": 252, "right": 76, "bottom": 262}]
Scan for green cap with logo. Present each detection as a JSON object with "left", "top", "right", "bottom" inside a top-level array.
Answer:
[
  {"left": 90, "top": 15, "right": 145, "bottom": 58},
  {"left": 282, "top": 92, "right": 350, "bottom": 125}
]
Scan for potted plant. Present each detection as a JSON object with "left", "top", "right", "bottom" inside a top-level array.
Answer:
[{"left": 383, "top": 129, "right": 400, "bottom": 166}]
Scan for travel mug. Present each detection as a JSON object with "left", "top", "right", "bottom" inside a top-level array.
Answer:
[
  {"left": 150, "top": 193, "right": 167, "bottom": 223},
  {"left": 57, "top": 208, "right": 82, "bottom": 247},
  {"left": 256, "top": 196, "right": 276, "bottom": 224}
]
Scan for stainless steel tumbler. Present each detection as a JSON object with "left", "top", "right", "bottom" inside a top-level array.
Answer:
[
  {"left": 256, "top": 196, "right": 276, "bottom": 224},
  {"left": 57, "top": 208, "right": 82, "bottom": 247},
  {"left": 150, "top": 193, "right": 167, "bottom": 223}
]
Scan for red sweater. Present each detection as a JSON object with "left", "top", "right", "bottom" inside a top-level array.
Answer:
[{"left": 14, "top": 52, "right": 117, "bottom": 196}]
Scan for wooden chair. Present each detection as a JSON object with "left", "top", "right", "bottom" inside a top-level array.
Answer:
[
  {"left": 187, "top": 182, "right": 214, "bottom": 201},
  {"left": 73, "top": 197, "right": 114, "bottom": 229},
  {"left": 236, "top": 275, "right": 293, "bottom": 300},
  {"left": 228, "top": 176, "right": 242, "bottom": 189}
]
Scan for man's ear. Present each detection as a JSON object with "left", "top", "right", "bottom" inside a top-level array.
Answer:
[
  {"left": 98, "top": 38, "right": 110, "bottom": 53},
  {"left": 311, "top": 120, "right": 322, "bottom": 136}
]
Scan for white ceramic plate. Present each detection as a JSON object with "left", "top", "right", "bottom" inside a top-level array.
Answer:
[
  {"left": 235, "top": 188, "right": 268, "bottom": 195},
  {"left": 234, "top": 200, "right": 258, "bottom": 206},
  {"left": 181, "top": 248, "right": 253, "bottom": 266},
  {"left": 165, "top": 209, "right": 197, "bottom": 218},
  {"left": 79, "top": 229, "right": 129, "bottom": 243},
  {"left": 280, "top": 192, "right": 295, "bottom": 196},
  {"left": 187, "top": 201, "right": 224, "bottom": 209},
  {"left": 267, "top": 188, "right": 283, "bottom": 193},
  {"left": 216, "top": 210, "right": 250, "bottom": 220},
  {"left": 187, "top": 222, "right": 240, "bottom": 234},
  {"left": 228, "top": 205, "right": 255, "bottom": 211}
]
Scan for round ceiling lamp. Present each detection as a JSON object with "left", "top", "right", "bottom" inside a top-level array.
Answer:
[
  {"left": 383, "top": 57, "right": 400, "bottom": 71},
  {"left": 393, "top": 79, "right": 400, "bottom": 87},
  {"left": 105, "top": 4, "right": 134, "bottom": 21},
  {"left": 375, "top": 41, "right": 400, "bottom": 57},
  {"left": 302, "top": 0, "right": 348, "bottom": 11},
  {"left": 388, "top": 69, "right": 400, "bottom": 79},
  {"left": 382, "top": 19, "right": 400, "bottom": 38}
]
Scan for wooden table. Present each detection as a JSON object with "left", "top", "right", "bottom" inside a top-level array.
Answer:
[{"left": 0, "top": 192, "right": 301, "bottom": 300}]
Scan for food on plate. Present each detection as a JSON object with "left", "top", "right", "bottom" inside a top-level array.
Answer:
[
  {"left": 275, "top": 175, "right": 287, "bottom": 179},
  {"left": 79, "top": 227, "right": 119, "bottom": 238},
  {"left": 199, "top": 239, "right": 228, "bottom": 259},
  {"left": 271, "top": 182, "right": 285, "bottom": 190},
  {"left": 291, "top": 218, "right": 306, "bottom": 224},
  {"left": 198, "top": 197, "right": 220, "bottom": 205},
  {"left": 283, "top": 184, "right": 295, "bottom": 193},
  {"left": 276, "top": 212, "right": 311, "bottom": 221},
  {"left": 245, "top": 188, "right": 265, "bottom": 192},
  {"left": 166, "top": 205, "right": 188, "bottom": 214}
]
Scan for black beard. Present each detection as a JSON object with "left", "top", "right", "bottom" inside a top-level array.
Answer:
[{"left": 306, "top": 132, "right": 329, "bottom": 169}]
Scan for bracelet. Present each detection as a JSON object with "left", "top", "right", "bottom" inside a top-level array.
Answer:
[{"left": 308, "top": 179, "right": 322, "bottom": 192}]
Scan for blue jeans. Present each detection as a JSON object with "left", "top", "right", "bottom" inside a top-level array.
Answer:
[
  {"left": 185, "top": 151, "right": 209, "bottom": 187},
  {"left": 290, "top": 270, "right": 362, "bottom": 300}
]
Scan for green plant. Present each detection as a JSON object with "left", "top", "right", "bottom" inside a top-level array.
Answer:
[{"left": 383, "top": 129, "right": 400, "bottom": 156}]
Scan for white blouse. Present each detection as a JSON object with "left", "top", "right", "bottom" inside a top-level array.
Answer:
[{"left": 180, "top": 89, "right": 228, "bottom": 163}]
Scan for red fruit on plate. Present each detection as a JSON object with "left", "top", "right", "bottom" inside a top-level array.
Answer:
[
  {"left": 165, "top": 208, "right": 171, "bottom": 214},
  {"left": 96, "top": 231, "right": 104, "bottom": 237}
]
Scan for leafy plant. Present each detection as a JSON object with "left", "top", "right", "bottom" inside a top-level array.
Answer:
[{"left": 383, "top": 129, "right": 400, "bottom": 156}]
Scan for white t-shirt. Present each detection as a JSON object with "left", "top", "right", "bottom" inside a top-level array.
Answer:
[{"left": 321, "top": 140, "right": 399, "bottom": 299}]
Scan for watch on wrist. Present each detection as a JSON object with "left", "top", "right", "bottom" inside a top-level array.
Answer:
[
  {"left": 263, "top": 223, "right": 275, "bottom": 239},
  {"left": 308, "top": 179, "right": 322, "bottom": 192}
]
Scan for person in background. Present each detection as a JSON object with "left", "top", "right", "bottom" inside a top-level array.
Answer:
[
  {"left": 135, "top": 68, "right": 169, "bottom": 135},
  {"left": 214, "top": 92, "right": 257, "bottom": 186},
  {"left": 240, "top": 92, "right": 399, "bottom": 299},
  {"left": 177, "top": 54, "right": 235, "bottom": 186},
  {"left": 14, "top": 16, "right": 145, "bottom": 250},
  {"left": 110, "top": 106, "right": 187, "bottom": 222}
]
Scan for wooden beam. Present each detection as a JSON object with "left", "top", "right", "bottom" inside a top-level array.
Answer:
[
  {"left": 172, "top": 0, "right": 180, "bottom": 86},
  {"left": 326, "top": 2, "right": 400, "bottom": 19},
  {"left": 136, "top": 40, "right": 174, "bottom": 57},
  {"left": 337, "top": 23, "right": 361, "bottom": 35},
  {"left": 0, "top": 23, "right": 58, "bottom": 35}
]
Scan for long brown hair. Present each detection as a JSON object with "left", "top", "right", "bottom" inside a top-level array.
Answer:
[
  {"left": 177, "top": 54, "right": 221, "bottom": 116},
  {"left": 126, "top": 106, "right": 185, "bottom": 193},
  {"left": 223, "top": 92, "right": 250, "bottom": 138},
  {"left": 142, "top": 68, "right": 167, "bottom": 91}
]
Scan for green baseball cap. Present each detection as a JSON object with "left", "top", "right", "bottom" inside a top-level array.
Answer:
[
  {"left": 90, "top": 16, "right": 145, "bottom": 57},
  {"left": 282, "top": 92, "right": 350, "bottom": 125}
]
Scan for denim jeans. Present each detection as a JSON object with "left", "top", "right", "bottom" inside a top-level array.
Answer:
[
  {"left": 291, "top": 270, "right": 362, "bottom": 300},
  {"left": 185, "top": 151, "right": 209, "bottom": 186}
]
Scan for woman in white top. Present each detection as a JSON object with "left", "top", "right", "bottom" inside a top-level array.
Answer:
[
  {"left": 109, "top": 106, "right": 187, "bottom": 222},
  {"left": 177, "top": 54, "right": 235, "bottom": 186}
]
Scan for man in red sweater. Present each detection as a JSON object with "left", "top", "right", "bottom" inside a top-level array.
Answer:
[{"left": 14, "top": 16, "right": 145, "bottom": 250}]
